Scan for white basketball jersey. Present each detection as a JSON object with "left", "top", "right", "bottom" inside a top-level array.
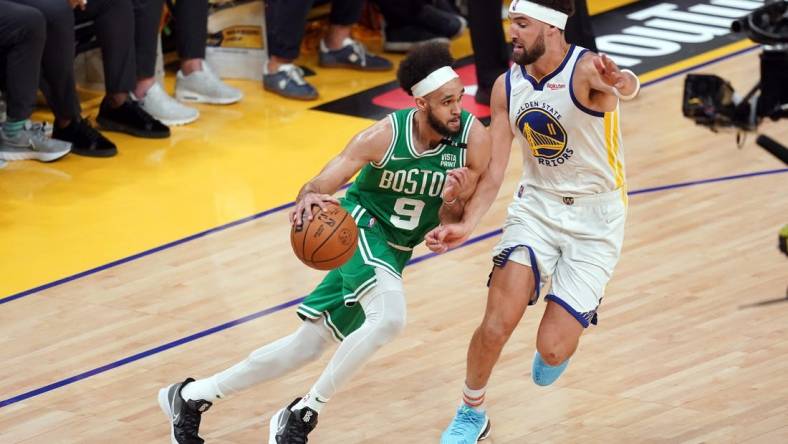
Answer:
[{"left": 507, "top": 45, "right": 625, "bottom": 196}]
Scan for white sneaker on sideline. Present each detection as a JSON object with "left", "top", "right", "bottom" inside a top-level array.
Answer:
[
  {"left": 175, "top": 62, "right": 243, "bottom": 105},
  {"left": 133, "top": 83, "right": 199, "bottom": 126}
]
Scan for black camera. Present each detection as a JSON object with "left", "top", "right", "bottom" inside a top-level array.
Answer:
[{"left": 682, "top": 0, "right": 788, "bottom": 165}]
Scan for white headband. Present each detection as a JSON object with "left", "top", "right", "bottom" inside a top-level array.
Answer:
[
  {"left": 411, "top": 66, "right": 459, "bottom": 97},
  {"left": 508, "top": 0, "right": 568, "bottom": 30}
]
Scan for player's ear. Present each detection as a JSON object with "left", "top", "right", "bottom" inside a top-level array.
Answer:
[{"left": 414, "top": 96, "right": 428, "bottom": 112}]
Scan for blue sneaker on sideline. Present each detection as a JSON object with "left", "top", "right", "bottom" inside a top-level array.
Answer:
[
  {"left": 319, "top": 38, "right": 392, "bottom": 71},
  {"left": 263, "top": 64, "right": 318, "bottom": 101},
  {"left": 441, "top": 404, "right": 491, "bottom": 444},
  {"left": 532, "top": 351, "right": 570, "bottom": 386}
]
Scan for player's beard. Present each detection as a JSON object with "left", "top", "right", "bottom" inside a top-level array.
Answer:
[
  {"left": 513, "top": 31, "right": 546, "bottom": 65},
  {"left": 427, "top": 109, "right": 461, "bottom": 138}
]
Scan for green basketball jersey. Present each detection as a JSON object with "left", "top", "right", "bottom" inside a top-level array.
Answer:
[{"left": 343, "top": 108, "right": 476, "bottom": 249}]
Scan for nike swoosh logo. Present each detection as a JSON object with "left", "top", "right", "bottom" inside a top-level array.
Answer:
[
  {"left": 277, "top": 410, "right": 287, "bottom": 432},
  {"left": 389, "top": 155, "right": 410, "bottom": 161},
  {"left": 171, "top": 396, "right": 178, "bottom": 423}
]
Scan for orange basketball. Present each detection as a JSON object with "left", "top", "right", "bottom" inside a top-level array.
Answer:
[{"left": 290, "top": 204, "right": 358, "bottom": 270}]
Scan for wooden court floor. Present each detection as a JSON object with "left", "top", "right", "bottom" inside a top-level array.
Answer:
[{"left": 2, "top": 50, "right": 788, "bottom": 443}]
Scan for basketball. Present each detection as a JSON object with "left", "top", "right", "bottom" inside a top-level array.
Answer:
[{"left": 291, "top": 204, "right": 358, "bottom": 270}]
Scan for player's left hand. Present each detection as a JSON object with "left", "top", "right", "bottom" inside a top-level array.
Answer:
[
  {"left": 425, "top": 222, "right": 473, "bottom": 254},
  {"left": 441, "top": 167, "right": 471, "bottom": 204},
  {"left": 593, "top": 53, "right": 627, "bottom": 90}
]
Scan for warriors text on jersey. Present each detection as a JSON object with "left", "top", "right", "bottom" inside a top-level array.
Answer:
[
  {"left": 344, "top": 108, "right": 475, "bottom": 249},
  {"left": 506, "top": 44, "right": 626, "bottom": 196}
]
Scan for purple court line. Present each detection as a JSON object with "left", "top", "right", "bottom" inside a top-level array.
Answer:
[
  {"left": 0, "top": 183, "right": 348, "bottom": 306},
  {"left": 641, "top": 43, "right": 759, "bottom": 88},
  {"left": 1, "top": 166, "right": 786, "bottom": 409},
  {"left": 0, "top": 40, "right": 764, "bottom": 306}
]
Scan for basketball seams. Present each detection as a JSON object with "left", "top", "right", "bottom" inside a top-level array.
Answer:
[
  {"left": 311, "top": 238, "right": 356, "bottom": 265},
  {"left": 309, "top": 209, "right": 350, "bottom": 262}
]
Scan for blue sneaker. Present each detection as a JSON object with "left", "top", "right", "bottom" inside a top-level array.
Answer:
[
  {"left": 319, "top": 38, "right": 392, "bottom": 71},
  {"left": 263, "top": 64, "right": 318, "bottom": 101},
  {"left": 532, "top": 351, "right": 569, "bottom": 386},
  {"left": 441, "top": 404, "right": 491, "bottom": 444}
]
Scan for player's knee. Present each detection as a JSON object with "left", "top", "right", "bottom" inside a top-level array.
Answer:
[
  {"left": 375, "top": 306, "right": 406, "bottom": 343},
  {"left": 535, "top": 338, "right": 571, "bottom": 366},
  {"left": 365, "top": 297, "right": 406, "bottom": 347},
  {"left": 479, "top": 318, "right": 515, "bottom": 349},
  {"left": 537, "top": 347, "right": 566, "bottom": 366},
  {"left": 301, "top": 341, "right": 328, "bottom": 362}
]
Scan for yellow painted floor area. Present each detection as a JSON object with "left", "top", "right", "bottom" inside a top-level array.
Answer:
[
  {"left": 0, "top": 1, "right": 753, "bottom": 298},
  {"left": 1, "top": 37, "right": 475, "bottom": 297}
]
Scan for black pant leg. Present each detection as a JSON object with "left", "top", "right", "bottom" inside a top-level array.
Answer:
[
  {"left": 565, "top": 0, "right": 597, "bottom": 52},
  {"left": 12, "top": 0, "right": 82, "bottom": 120},
  {"left": 329, "top": 0, "right": 363, "bottom": 26},
  {"left": 132, "top": 0, "right": 164, "bottom": 78},
  {"left": 468, "top": 0, "right": 508, "bottom": 93},
  {"left": 76, "top": 0, "right": 137, "bottom": 94},
  {"left": 373, "top": 0, "right": 424, "bottom": 29},
  {"left": 0, "top": 0, "right": 45, "bottom": 120},
  {"left": 265, "top": 0, "right": 312, "bottom": 60},
  {"left": 175, "top": 0, "right": 208, "bottom": 60}
]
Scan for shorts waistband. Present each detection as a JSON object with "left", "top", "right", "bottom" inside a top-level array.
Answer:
[{"left": 522, "top": 185, "right": 624, "bottom": 206}]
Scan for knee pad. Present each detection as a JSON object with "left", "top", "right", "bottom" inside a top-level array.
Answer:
[{"left": 360, "top": 269, "right": 407, "bottom": 345}]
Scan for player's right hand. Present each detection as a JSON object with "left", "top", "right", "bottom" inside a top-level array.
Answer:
[{"left": 290, "top": 193, "right": 340, "bottom": 228}]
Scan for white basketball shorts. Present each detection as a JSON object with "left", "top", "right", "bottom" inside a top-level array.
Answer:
[{"left": 491, "top": 184, "right": 627, "bottom": 327}]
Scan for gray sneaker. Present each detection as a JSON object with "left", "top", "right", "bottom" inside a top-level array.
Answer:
[
  {"left": 0, "top": 121, "right": 71, "bottom": 162},
  {"left": 175, "top": 62, "right": 243, "bottom": 105},
  {"left": 158, "top": 378, "right": 212, "bottom": 444}
]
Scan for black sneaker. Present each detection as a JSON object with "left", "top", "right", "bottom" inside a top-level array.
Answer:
[
  {"left": 268, "top": 398, "right": 318, "bottom": 444},
  {"left": 97, "top": 97, "right": 170, "bottom": 139},
  {"left": 158, "top": 378, "right": 212, "bottom": 444},
  {"left": 53, "top": 118, "right": 117, "bottom": 157},
  {"left": 382, "top": 25, "right": 450, "bottom": 53}
]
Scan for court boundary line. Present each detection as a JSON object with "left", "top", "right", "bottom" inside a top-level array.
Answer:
[
  {"left": 0, "top": 42, "right": 764, "bottom": 306},
  {"left": 1, "top": 167, "right": 786, "bottom": 408}
]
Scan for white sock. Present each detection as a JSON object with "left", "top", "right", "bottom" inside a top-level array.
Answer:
[
  {"left": 292, "top": 391, "right": 329, "bottom": 414},
  {"left": 182, "top": 376, "right": 223, "bottom": 402},
  {"left": 462, "top": 383, "right": 486, "bottom": 411}
]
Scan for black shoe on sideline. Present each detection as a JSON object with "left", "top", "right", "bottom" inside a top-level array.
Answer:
[
  {"left": 53, "top": 118, "right": 117, "bottom": 157},
  {"left": 383, "top": 25, "right": 450, "bottom": 53},
  {"left": 97, "top": 97, "right": 170, "bottom": 139}
]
